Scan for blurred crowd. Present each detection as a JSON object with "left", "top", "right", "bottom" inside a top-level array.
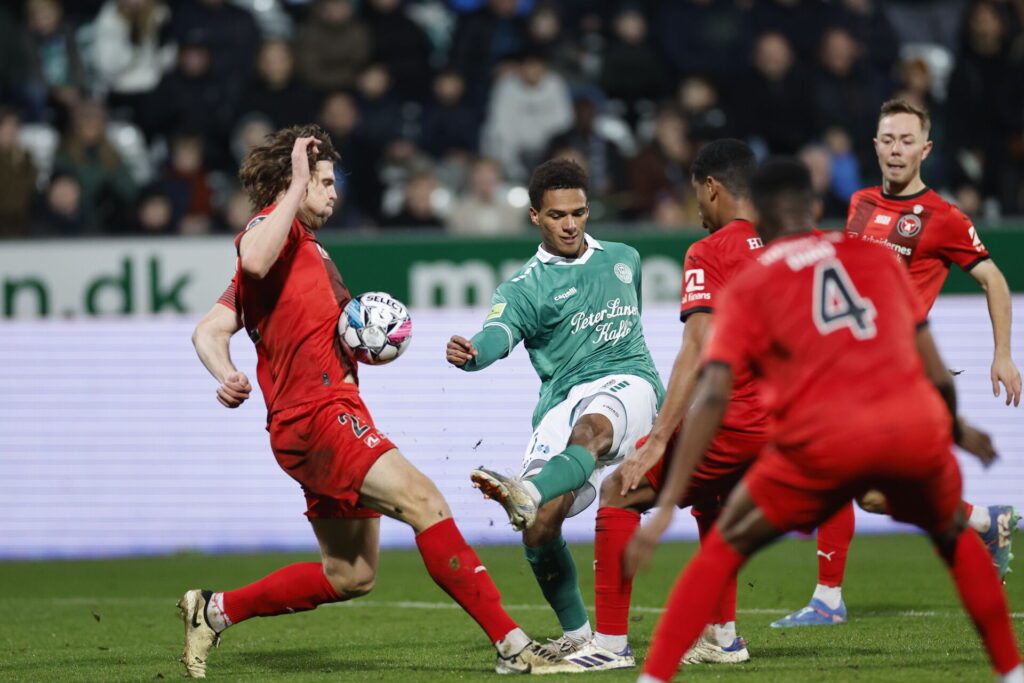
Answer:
[{"left": 1, "top": 0, "right": 1023, "bottom": 238}]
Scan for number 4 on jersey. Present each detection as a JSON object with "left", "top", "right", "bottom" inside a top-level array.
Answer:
[{"left": 812, "top": 260, "right": 877, "bottom": 340}]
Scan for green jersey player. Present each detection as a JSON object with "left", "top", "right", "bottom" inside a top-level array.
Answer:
[{"left": 446, "top": 159, "right": 664, "bottom": 663}]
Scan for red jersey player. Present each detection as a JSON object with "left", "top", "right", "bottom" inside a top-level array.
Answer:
[
  {"left": 567, "top": 140, "right": 766, "bottom": 670},
  {"left": 177, "top": 125, "right": 572, "bottom": 677},
  {"left": 774, "top": 99, "right": 1023, "bottom": 629},
  {"left": 624, "top": 158, "right": 1021, "bottom": 683}
]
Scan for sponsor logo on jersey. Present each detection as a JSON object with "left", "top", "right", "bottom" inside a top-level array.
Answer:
[
  {"left": 684, "top": 268, "right": 705, "bottom": 292},
  {"left": 873, "top": 214, "right": 892, "bottom": 226},
  {"left": 316, "top": 243, "right": 331, "bottom": 259},
  {"left": 896, "top": 214, "right": 922, "bottom": 237},
  {"left": 968, "top": 226, "right": 986, "bottom": 252},
  {"left": 614, "top": 263, "right": 633, "bottom": 284},
  {"left": 570, "top": 298, "right": 638, "bottom": 346},
  {"left": 553, "top": 287, "right": 578, "bottom": 302},
  {"left": 365, "top": 434, "right": 381, "bottom": 448},
  {"left": 747, "top": 237, "right": 764, "bottom": 249},
  {"left": 485, "top": 302, "right": 506, "bottom": 320},
  {"left": 245, "top": 215, "right": 267, "bottom": 231}
]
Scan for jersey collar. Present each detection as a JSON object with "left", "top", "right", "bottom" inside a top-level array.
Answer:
[{"left": 535, "top": 234, "right": 604, "bottom": 265}]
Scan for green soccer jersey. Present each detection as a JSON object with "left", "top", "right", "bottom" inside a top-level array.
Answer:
[{"left": 462, "top": 235, "right": 665, "bottom": 428}]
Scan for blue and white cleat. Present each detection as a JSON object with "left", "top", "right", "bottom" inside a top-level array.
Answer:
[
  {"left": 769, "top": 598, "right": 847, "bottom": 628},
  {"left": 980, "top": 505, "right": 1020, "bottom": 581},
  {"left": 561, "top": 641, "right": 635, "bottom": 672},
  {"left": 683, "top": 634, "right": 750, "bottom": 664}
]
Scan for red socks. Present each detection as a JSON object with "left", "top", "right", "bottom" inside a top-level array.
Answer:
[
  {"left": 595, "top": 507, "right": 641, "bottom": 637},
  {"left": 416, "top": 517, "right": 518, "bottom": 644},
  {"left": 818, "top": 502, "right": 855, "bottom": 587},
  {"left": 643, "top": 528, "right": 747, "bottom": 682},
  {"left": 963, "top": 502, "right": 975, "bottom": 519},
  {"left": 942, "top": 528, "right": 1021, "bottom": 674},
  {"left": 694, "top": 506, "right": 736, "bottom": 624},
  {"left": 222, "top": 561, "right": 342, "bottom": 624}
]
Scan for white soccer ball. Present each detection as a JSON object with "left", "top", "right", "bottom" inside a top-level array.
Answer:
[{"left": 337, "top": 291, "right": 413, "bottom": 365}]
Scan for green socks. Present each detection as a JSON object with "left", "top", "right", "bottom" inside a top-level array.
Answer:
[
  {"left": 527, "top": 445, "right": 596, "bottom": 506},
  {"left": 524, "top": 536, "right": 589, "bottom": 632}
]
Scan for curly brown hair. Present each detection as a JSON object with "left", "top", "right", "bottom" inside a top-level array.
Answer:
[{"left": 238, "top": 124, "right": 341, "bottom": 210}]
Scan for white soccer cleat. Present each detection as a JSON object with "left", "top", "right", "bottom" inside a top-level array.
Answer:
[
  {"left": 496, "top": 640, "right": 587, "bottom": 674},
  {"left": 682, "top": 629, "right": 750, "bottom": 665},
  {"left": 176, "top": 589, "right": 221, "bottom": 678},
  {"left": 471, "top": 469, "right": 538, "bottom": 531},
  {"left": 560, "top": 640, "right": 636, "bottom": 672},
  {"left": 537, "top": 633, "right": 592, "bottom": 659}
]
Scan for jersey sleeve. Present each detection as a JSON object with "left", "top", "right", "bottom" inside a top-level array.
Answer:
[
  {"left": 702, "top": 276, "right": 762, "bottom": 372},
  {"left": 937, "top": 205, "right": 990, "bottom": 272},
  {"left": 461, "top": 282, "right": 537, "bottom": 371},
  {"left": 216, "top": 272, "right": 241, "bottom": 312},
  {"left": 680, "top": 238, "right": 724, "bottom": 321}
]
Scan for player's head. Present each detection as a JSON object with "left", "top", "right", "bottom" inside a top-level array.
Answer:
[
  {"left": 239, "top": 123, "right": 340, "bottom": 228},
  {"left": 873, "top": 99, "right": 933, "bottom": 192},
  {"left": 750, "top": 157, "right": 815, "bottom": 243},
  {"left": 528, "top": 158, "right": 590, "bottom": 258},
  {"left": 690, "top": 138, "right": 756, "bottom": 232}
]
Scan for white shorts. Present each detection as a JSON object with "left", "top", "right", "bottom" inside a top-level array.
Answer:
[{"left": 519, "top": 374, "right": 659, "bottom": 517}]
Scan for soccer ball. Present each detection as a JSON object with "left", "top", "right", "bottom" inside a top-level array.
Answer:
[{"left": 337, "top": 291, "right": 413, "bottom": 365}]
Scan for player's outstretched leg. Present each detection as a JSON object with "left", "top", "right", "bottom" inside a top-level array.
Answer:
[
  {"left": 683, "top": 504, "right": 749, "bottom": 663},
  {"left": 967, "top": 502, "right": 1021, "bottom": 580},
  {"left": 771, "top": 502, "right": 853, "bottom": 628},
  {"left": 471, "top": 468, "right": 541, "bottom": 531},
  {"left": 933, "top": 516, "right": 1022, "bottom": 678}
]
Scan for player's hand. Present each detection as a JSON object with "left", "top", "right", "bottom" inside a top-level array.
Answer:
[
  {"left": 991, "top": 355, "right": 1022, "bottom": 407},
  {"left": 623, "top": 507, "right": 673, "bottom": 579},
  {"left": 446, "top": 335, "right": 477, "bottom": 367},
  {"left": 618, "top": 437, "right": 666, "bottom": 496},
  {"left": 217, "top": 371, "right": 252, "bottom": 408},
  {"left": 956, "top": 419, "right": 997, "bottom": 468},
  {"left": 290, "top": 136, "right": 320, "bottom": 189}
]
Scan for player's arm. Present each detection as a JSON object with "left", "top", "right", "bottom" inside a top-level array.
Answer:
[
  {"left": 192, "top": 302, "right": 252, "bottom": 408},
  {"left": 623, "top": 361, "right": 733, "bottom": 577},
  {"left": 447, "top": 289, "right": 531, "bottom": 371},
  {"left": 967, "top": 260, "right": 1021, "bottom": 406},
  {"left": 238, "top": 136, "right": 319, "bottom": 279},
  {"left": 916, "top": 323, "right": 996, "bottom": 466},
  {"left": 618, "top": 312, "right": 710, "bottom": 494}
]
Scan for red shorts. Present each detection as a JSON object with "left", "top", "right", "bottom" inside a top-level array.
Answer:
[
  {"left": 269, "top": 390, "right": 396, "bottom": 519},
  {"left": 642, "top": 429, "right": 766, "bottom": 513},
  {"left": 746, "top": 422, "right": 961, "bottom": 535}
]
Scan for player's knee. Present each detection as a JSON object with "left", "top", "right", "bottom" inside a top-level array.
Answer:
[
  {"left": 857, "top": 489, "right": 887, "bottom": 515},
  {"left": 599, "top": 470, "right": 626, "bottom": 506},
  {"left": 930, "top": 507, "right": 969, "bottom": 559},
  {"left": 523, "top": 499, "right": 568, "bottom": 546},
  {"left": 569, "top": 414, "right": 613, "bottom": 457},
  {"left": 397, "top": 479, "right": 453, "bottom": 531},
  {"left": 323, "top": 562, "right": 377, "bottom": 599}
]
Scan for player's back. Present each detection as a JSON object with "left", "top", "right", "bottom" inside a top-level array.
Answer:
[{"left": 710, "top": 231, "right": 948, "bottom": 453}]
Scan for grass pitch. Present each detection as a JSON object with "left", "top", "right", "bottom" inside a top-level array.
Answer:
[{"left": 2, "top": 534, "right": 1022, "bottom": 681}]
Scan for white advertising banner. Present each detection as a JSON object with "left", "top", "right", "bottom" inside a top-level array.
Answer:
[{"left": 1, "top": 298, "right": 1022, "bottom": 559}]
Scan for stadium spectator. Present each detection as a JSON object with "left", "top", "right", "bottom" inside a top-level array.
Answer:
[
  {"left": 481, "top": 52, "right": 573, "bottom": 182},
  {"left": 653, "top": 0, "right": 750, "bottom": 80},
  {"left": 0, "top": 109, "right": 39, "bottom": 238},
  {"left": 547, "top": 95, "right": 628, "bottom": 207},
  {"left": 676, "top": 75, "right": 732, "bottom": 146},
  {"left": 236, "top": 39, "right": 318, "bottom": 130},
  {"left": 600, "top": 6, "right": 669, "bottom": 128},
  {"left": 364, "top": 0, "right": 434, "bottom": 102},
  {"left": 317, "top": 91, "right": 381, "bottom": 225},
  {"left": 626, "top": 107, "right": 692, "bottom": 218},
  {"left": 159, "top": 134, "right": 215, "bottom": 234},
  {"left": 129, "top": 184, "right": 176, "bottom": 234},
  {"left": 169, "top": 0, "right": 260, "bottom": 86},
  {"left": 741, "top": 31, "right": 816, "bottom": 156},
  {"left": 34, "top": 171, "right": 86, "bottom": 234},
  {"left": 91, "top": 0, "right": 175, "bottom": 123},
  {"left": 798, "top": 143, "right": 848, "bottom": 221},
  {"left": 827, "top": 0, "right": 899, "bottom": 79},
  {"left": 524, "top": 4, "right": 576, "bottom": 81},
  {"left": 449, "top": 0, "right": 528, "bottom": 103},
  {"left": 294, "top": 0, "right": 372, "bottom": 94},
  {"left": 0, "top": 7, "right": 30, "bottom": 114},
  {"left": 749, "top": 0, "right": 830, "bottom": 62},
  {"left": 445, "top": 156, "right": 526, "bottom": 235},
  {"left": 418, "top": 70, "right": 482, "bottom": 159},
  {"left": 382, "top": 169, "right": 444, "bottom": 229},
  {"left": 143, "top": 36, "right": 235, "bottom": 169},
  {"left": 22, "top": 0, "right": 85, "bottom": 126},
  {"left": 53, "top": 99, "right": 136, "bottom": 230}
]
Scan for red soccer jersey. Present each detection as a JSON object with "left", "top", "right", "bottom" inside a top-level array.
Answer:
[
  {"left": 220, "top": 205, "right": 358, "bottom": 416},
  {"left": 704, "top": 231, "right": 946, "bottom": 453},
  {"left": 845, "top": 187, "right": 989, "bottom": 310},
  {"left": 680, "top": 219, "right": 768, "bottom": 436}
]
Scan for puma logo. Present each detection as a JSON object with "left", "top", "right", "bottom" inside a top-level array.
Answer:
[{"left": 817, "top": 550, "right": 836, "bottom": 561}]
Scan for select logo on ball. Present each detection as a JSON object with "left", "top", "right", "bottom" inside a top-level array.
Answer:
[{"left": 338, "top": 291, "right": 413, "bottom": 365}]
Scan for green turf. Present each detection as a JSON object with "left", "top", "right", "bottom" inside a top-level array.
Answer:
[{"left": 1, "top": 533, "right": 1022, "bottom": 681}]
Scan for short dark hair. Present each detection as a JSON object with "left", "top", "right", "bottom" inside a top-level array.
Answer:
[
  {"left": 528, "top": 158, "right": 589, "bottom": 210},
  {"left": 691, "top": 138, "right": 756, "bottom": 198},
  {"left": 878, "top": 98, "right": 930, "bottom": 135},
  {"left": 750, "top": 157, "right": 813, "bottom": 217}
]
